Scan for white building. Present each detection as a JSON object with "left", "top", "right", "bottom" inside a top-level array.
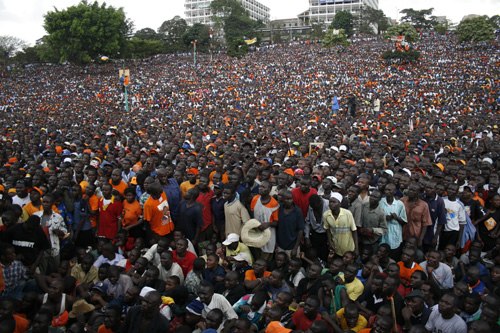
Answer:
[
  {"left": 185, "top": 0, "right": 270, "bottom": 26},
  {"left": 307, "top": 0, "right": 378, "bottom": 26}
]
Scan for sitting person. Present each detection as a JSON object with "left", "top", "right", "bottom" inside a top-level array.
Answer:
[{"left": 335, "top": 302, "right": 368, "bottom": 332}]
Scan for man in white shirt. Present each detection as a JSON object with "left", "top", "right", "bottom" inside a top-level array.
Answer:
[
  {"left": 440, "top": 184, "right": 466, "bottom": 250},
  {"left": 197, "top": 281, "right": 237, "bottom": 322},
  {"left": 12, "top": 180, "right": 31, "bottom": 208},
  {"left": 425, "top": 293, "right": 467, "bottom": 333},
  {"left": 419, "top": 250, "right": 453, "bottom": 290},
  {"left": 158, "top": 251, "right": 184, "bottom": 283}
]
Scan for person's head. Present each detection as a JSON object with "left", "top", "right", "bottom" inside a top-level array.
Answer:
[
  {"left": 224, "top": 271, "right": 239, "bottom": 290},
  {"left": 343, "top": 251, "right": 356, "bottom": 266},
  {"left": 204, "top": 309, "right": 223, "bottom": 330},
  {"left": 233, "top": 318, "right": 252, "bottom": 333},
  {"left": 444, "top": 244, "right": 456, "bottom": 259},
  {"left": 41, "top": 193, "right": 54, "bottom": 213},
  {"left": 141, "top": 290, "right": 161, "bottom": 317},
  {"left": 144, "top": 266, "right": 160, "bottom": 285},
  {"left": 15, "top": 180, "right": 27, "bottom": 198},
  {"left": 101, "top": 183, "right": 113, "bottom": 199},
  {"left": 463, "top": 292, "right": 481, "bottom": 315},
  {"left": 426, "top": 250, "right": 441, "bottom": 268},
  {"left": 269, "top": 269, "right": 285, "bottom": 288},
  {"left": 401, "top": 248, "right": 416, "bottom": 266},
  {"left": 275, "top": 291, "right": 293, "bottom": 309},
  {"left": 0, "top": 298, "right": 14, "bottom": 323},
  {"left": 30, "top": 310, "right": 53, "bottom": 333},
  {"left": 0, "top": 245, "right": 16, "bottom": 266},
  {"left": 309, "top": 320, "right": 330, "bottom": 333},
  {"left": 329, "top": 257, "right": 344, "bottom": 276},
  {"left": 253, "top": 259, "right": 267, "bottom": 276},
  {"left": 466, "top": 265, "right": 481, "bottom": 284},
  {"left": 175, "top": 238, "right": 188, "bottom": 255},
  {"left": 376, "top": 244, "right": 391, "bottom": 259},
  {"left": 303, "top": 295, "right": 320, "bottom": 319},
  {"left": 385, "top": 263, "right": 400, "bottom": 279},
  {"left": 344, "top": 264, "right": 358, "bottom": 283},
  {"left": 372, "top": 315, "right": 394, "bottom": 333},
  {"left": 299, "top": 176, "right": 312, "bottom": 193},
  {"left": 47, "top": 278, "right": 64, "bottom": 300},
  {"left": 410, "top": 270, "right": 427, "bottom": 289},
  {"left": 198, "top": 281, "right": 215, "bottom": 305},
  {"left": 165, "top": 276, "right": 180, "bottom": 291},
  {"left": 480, "top": 305, "right": 499, "bottom": 327},
  {"left": 101, "top": 242, "right": 116, "bottom": 260},
  {"left": 328, "top": 195, "right": 341, "bottom": 212},
  {"left": 369, "top": 189, "right": 382, "bottom": 207},
  {"left": 405, "top": 292, "right": 426, "bottom": 315},
  {"left": 193, "top": 257, "right": 205, "bottom": 273},
  {"left": 438, "top": 293, "right": 459, "bottom": 319},
  {"left": 206, "top": 253, "right": 219, "bottom": 270},
  {"left": 222, "top": 184, "right": 236, "bottom": 202},
  {"left": 274, "top": 252, "right": 288, "bottom": 269},
  {"left": 382, "top": 276, "right": 399, "bottom": 297},
  {"left": 468, "top": 320, "right": 491, "bottom": 333},
  {"left": 307, "top": 263, "right": 322, "bottom": 280},
  {"left": 344, "top": 302, "right": 360, "bottom": 328},
  {"left": 103, "top": 304, "right": 121, "bottom": 329},
  {"left": 250, "top": 291, "right": 269, "bottom": 312},
  {"left": 406, "top": 183, "right": 421, "bottom": 200}
]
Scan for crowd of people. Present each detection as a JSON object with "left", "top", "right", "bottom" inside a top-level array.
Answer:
[{"left": 0, "top": 32, "right": 498, "bottom": 333}]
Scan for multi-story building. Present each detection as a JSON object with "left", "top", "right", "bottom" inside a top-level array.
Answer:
[
  {"left": 184, "top": 0, "right": 270, "bottom": 26},
  {"left": 307, "top": 0, "right": 379, "bottom": 26}
]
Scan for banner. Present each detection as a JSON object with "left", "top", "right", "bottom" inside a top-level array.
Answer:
[{"left": 244, "top": 38, "right": 257, "bottom": 45}]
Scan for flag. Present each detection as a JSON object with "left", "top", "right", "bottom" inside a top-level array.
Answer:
[
  {"left": 244, "top": 37, "right": 257, "bottom": 45},
  {"left": 331, "top": 96, "right": 339, "bottom": 112}
]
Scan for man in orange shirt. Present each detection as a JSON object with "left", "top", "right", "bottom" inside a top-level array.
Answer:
[
  {"left": 122, "top": 188, "right": 143, "bottom": 239},
  {"left": 143, "top": 183, "right": 174, "bottom": 245},
  {"left": 85, "top": 184, "right": 99, "bottom": 230},
  {"left": 97, "top": 304, "right": 121, "bottom": 333},
  {"left": 397, "top": 247, "right": 423, "bottom": 289},
  {"left": 109, "top": 169, "right": 128, "bottom": 197},
  {"left": 244, "top": 259, "right": 272, "bottom": 291},
  {"left": 180, "top": 168, "right": 199, "bottom": 198}
]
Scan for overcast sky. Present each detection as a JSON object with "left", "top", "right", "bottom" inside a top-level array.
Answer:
[{"left": 1, "top": 0, "right": 498, "bottom": 45}]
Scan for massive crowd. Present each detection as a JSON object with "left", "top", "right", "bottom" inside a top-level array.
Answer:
[{"left": 0, "top": 32, "right": 498, "bottom": 333}]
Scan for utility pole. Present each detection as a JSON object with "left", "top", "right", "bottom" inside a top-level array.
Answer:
[{"left": 192, "top": 39, "right": 198, "bottom": 67}]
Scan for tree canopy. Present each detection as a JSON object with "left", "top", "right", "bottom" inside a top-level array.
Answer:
[
  {"left": 322, "top": 28, "right": 349, "bottom": 48},
  {"left": 43, "top": 0, "right": 131, "bottom": 63},
  {"left": 456, "top": 16, "right": 495, "bottom": 43},
  {"left": 158, "top": 16, "right": 188, "bottom": 53},
  {"left": 211, "top": 0, "right": 262, "bottom": 57},
  {"left": 359, "top": 7, "right": 389, "bottom": 35},
  {"left": 400, "top": 8, "right": 436, "bottom": 30},
  {"left": 0, "top": 36, "right": 27, "bottom": 58},
  {"left": 330, "top": 11, "right": 354, "bottom": 37},
  {"left": 385, "top": 23, "right": 419, "bottom": 43}
]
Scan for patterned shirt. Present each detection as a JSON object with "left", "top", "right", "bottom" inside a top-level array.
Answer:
[{"left": 1, "top": 260, "right": 27, "bottom": 292}]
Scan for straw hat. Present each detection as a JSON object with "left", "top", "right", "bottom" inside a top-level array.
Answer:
[
  {"left": 240, "top": 219, "right": 271, "bottom": 248},
  {"left": 68, "top": 299, "right": 95, "bottom": 318}
]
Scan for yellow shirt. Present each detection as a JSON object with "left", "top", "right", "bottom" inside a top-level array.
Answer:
[
  {"left": 345, "top": 277, "right": 364, "bottom": 301},
  {"left": 226, "top": 242, "right": 254, "bottom": 265},
  {"left": 323, "top": 208, "right": 357, "bottom": 256},
  {"left": 336, "top": 308, "right": 368, "bottom": 332}
]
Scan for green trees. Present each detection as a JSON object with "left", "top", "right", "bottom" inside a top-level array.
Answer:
[
  {"left": 456, "top": 16, "right": 495, "bottom": 43},
  {"left": 182, "top": 23, "right": 211, "bottom": 52},
  {"left": 210, "top": 0, "right": 262, "bottom": 57},
  {"left": 322, "top": 28, "right": 349, "bottom": 48},
  {"left": 158, "top": 16, "right": 188, "bottom": 53},
  {"left": 43, "top": 1, "right": 131, "bottom": 64},
  {"left": 359, "top": 7, "right": 389, "bottom": 35},
  {"left": 384, "top": 23, "right": 419, "bottom": 43},
  {"left": 331, "top": 11, "right": 354, "bottom": 37},
  {"left": 400, "top": 8, "right": 436, "bottom": 30}
]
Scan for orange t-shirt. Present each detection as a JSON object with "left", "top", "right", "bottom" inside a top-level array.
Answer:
[
  {"left": 250, "top": 195, "right": 279, "bottom": 223},
  {"left": 122, "top": 200, "right": 142, "bottom": 228},
  {"left": 144, "top": 193, "right": 174, "bottom": 236},
  {"left": 88, "top": 194, "right": 99, "bottom": 228},
  {"left": 209, "top": 171, "right": 229, "bottom": 184},
  {"left": 14, "top": 314, "right": 29, "bottom": 333},
  {"left": 397, "top": 261, "right": 423, "bottom": 287},
  {"left": 98, "top": 324, "right": 116, "bottom": 333},
  {"left": 244, "top": 269, "right": 272, "bottom": 281},
  {"left": 110, "top": 180, "right": 128, "bottom": 196}
]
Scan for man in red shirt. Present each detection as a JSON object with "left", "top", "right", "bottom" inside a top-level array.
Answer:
[
  {"left": 291, "top": 176, "right": 318, "bottom": 217},
  {"left": 172, "top": 238, "right": 196, "bottom": 277},
  {"left": 196, "top": 175, "right": 214, "bottom": 242},
  {"left": 98, "top": 184, "right": 123, "bottom": 240},
  {"left": 291, "top": 296, "right": 323, "bottom": 331}
]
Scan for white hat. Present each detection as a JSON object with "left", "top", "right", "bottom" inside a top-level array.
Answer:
[
  {"left": 222, "top": 233, "right": 240, "bottom": 246},
  {"left": 482, "top": 157, "right": 493, "bottom": 165},
  {"left": 330, "top": 146, "right": 339, "bottom": 153},
  {"left": 233, "top": 252, "right": 251, "bottom": 262},
  {"left": 319, "top": 162, "right": 330, "bottom": 167},
  {"left": 383, "top": 170, "right": 394, "bottom": 177},
  {"left": 63, "top": 157, "right": 72, "bottom": 164},
  {"left": 240, "top": 219, "right": 271, "bottom": 248},
  {"left": 326, "top": 176, "right": 337, "bottom": 184},
  {"left": 331, "top": 192, "right": 343, "bottom": 203},
  {"left": 339, "top": 145, "right": 348, "bottom": 152},
  {"left": 139, "top": 286, "right": 156, "bottom": 298},
  {"left": 402, "top": 168, "right": 412, "bottom": 177}
]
